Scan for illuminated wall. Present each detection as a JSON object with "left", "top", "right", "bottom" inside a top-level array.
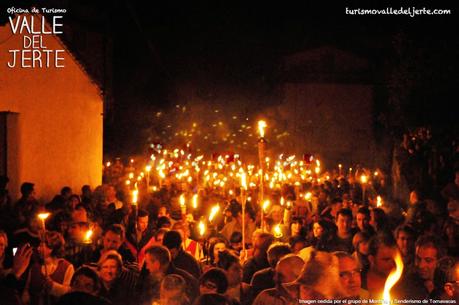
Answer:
[{"left": 0, "top": 15, "right": 103, "bottom": 202}]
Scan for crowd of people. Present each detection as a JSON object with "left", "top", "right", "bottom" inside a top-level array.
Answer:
[{"left": 0, "top": 163, "right": 458, "bottom": 305}]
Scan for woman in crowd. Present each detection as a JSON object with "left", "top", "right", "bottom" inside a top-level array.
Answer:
[
  {"left": 23, "top": 231, "right": 74, "bottom": 305},
  {"left": 98, "top": 250, "right": 133, "bottom": 305},
  {"left": 207, "top": 237, "right": 228, "bottom": 268}
]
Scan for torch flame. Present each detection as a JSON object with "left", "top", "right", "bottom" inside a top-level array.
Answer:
[
  {"left": 209, "top": 205, "right": 220, "bottom": 222},
  {"left": 360, "top": 174, "right": 368, "bottom": 184},
  {"left": 192, "top": 194, "right": 198, "bottom": 209},
  {"left": 132, "top": 189, "right": 138, "bottom": 205},
  {"left": 383, "top": 250, "right": 404, "bottom": 304},
  {"left": 38, "top": 213, "right": 50, "bottom": 220},
  {"left": 198, "top": 221, "right": 206, "bottom": 236},
  {"left": 280, "top": 197, "right": 285, "bottom": 206},
  {"left": 273, "top": 224, "right": 283, "bottom": 238},
  {"left": 179, "top": 194, "right": 186, "bottom": 207},
  {"left": 240, "top": 172, "right": 247, "bottom": 190},
  {"left": 262, "top": 200, "right": 270, "bottom": 213},
  {"left": 84, "top": 229, "right": 93, "bottom": 243},
  {"left": 377, "top": 195, "right": 383, "bottom": 207},
  {"left": 258, "top": 120, "right": 267, "bottom": 138}
]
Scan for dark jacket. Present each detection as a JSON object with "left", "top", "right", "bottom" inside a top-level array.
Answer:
[{"left": 172, "top": 248, "right": 202, "bottom": 279}]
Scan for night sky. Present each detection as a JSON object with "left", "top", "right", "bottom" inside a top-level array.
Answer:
[{"left": 106, "top": 2, "right": 458, "bottom": 155}]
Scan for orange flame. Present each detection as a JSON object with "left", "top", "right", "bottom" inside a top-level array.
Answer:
[
  {"left": 258, "top": 120, "right": 267, "bottom": 138},
  {"left": 383, "top": 250, "right": 404, "bottom": 304},
  {"left": 209, "top": 204, "right": 220, "bottom": 222}
]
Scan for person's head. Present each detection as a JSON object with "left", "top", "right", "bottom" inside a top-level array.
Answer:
[
  {"left": 334, "top": 251, "right": 362, "bottom": 298},
  {"left": 71, "top": 266, "right": 102, "bottom": 295},
  {"left": 290, "top": 219, "right": 303, "bottom": 236},
  {"left": 172, "top": 221, "right": 190, "bottom": 241},
  {"left": 434, "top": 257, "right": 459, "bottom": 300},
  {"left": 68, "top": 195, "right": 81, "bottom": 210},
  {"left": 368, "top": 233, "right": 398, "bottom": 277},
  {"left": 395, "top": 224, "right": 416, "bottom": 257},
  {"left": 81, "top": 185, "right": 91, "bottom": 197},
  {"left": 253, "top": 232, "right": 275, "bottom": 259},
  {"left": 154, "top": 228, "right": 169, "bottom": 244},
  {"left": 157, "top": 216, "right": 172, "bottom": 229},
  {"left": 38, "top": 231, "right": 65, "bottom": 258},
  {"left": 199, "top": 268, "right": 228, "bottom": 295},
  {"left": 270, "top": 205, "right": 283, "bottom": 223},
  {"left": 160, "top": 274, "right": 188, "bottom": 305},
  {"left": 158, "top": 205, "right": 170, "bottom": 218},
  {"left": 60, "top": 186, "right": 72, "bottom": 199},
  {"left": 313, "top": 221, "right": 325, "bottom": 239},
  {"left": 209, "top": 238, "right": 227, "bottom": 264},
  {"left": 137, "top": 209, "right": 149, "bottom": 233},
  {"left": 217, "top": 250, "right": 241, "bottom": 287},
  {"left": 20, "top": 182, "right": 35, "bottom": 198},
  {"left": 98, "top": 251, "right": 123, "bottom": 284},
  {"left": 409, "top": 188, "right": 424, "bottom": 205},
  {"left": 352, "top": 232, "right": 371, "bottom": 256},
  {"left": 104, "top": 185, "right": 117, "bottom": 201},
  {"left": 336, "top": 208, "right": 353, "bottom": 236},
  {"left": 251, "top": 229, "right": 263, "bottom": 245},
  {"left": 370, "top": 208, "right": 388, "bottom": 232},
  {"left": 275, "top": 254, "right": 304, "bottom": 285},
  {"left": 415, "top": 235, "right": 446, "bottom": 281},
  {"left": 267, "top": 242, "right": 292, "bottom": 268},
  {"left": 27, "top": 212, "right": 42, "bottom": 233},
  {"left": 356, "top": 207, "right": 371, "bottom": 231},
  {"left": 103, "top": 224, "right": 125, "bottom": 252},
  {"left": 330, "top": 198, "right": 343, "bottom": 215},
  {"left": 67, "top": 207, "right": 89, "bottom": 241},
  {"left": 296, "top": 250, "right": 346, "bottom": 299},
  {"left": 162, "top": 230, "right": 182, "bottom": 258},
  {"left": 0, "top": 231, "right": 7, "bottom": 258},
  {"left": 289, "top": 235, "right": 308, "bottom": 254},
  {"left": 144, "top": 245, "right": 171, "bottom": 275},
  {"left": 229, "top": 231, "right": 242, "bottom": 251}
]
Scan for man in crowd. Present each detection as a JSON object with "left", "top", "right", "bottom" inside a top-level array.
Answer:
[
  {"left": 92, "top": 224, "right": 136, "bottom": 264},
  {"left": 252, "top": 254, "right": 305, "bottom": 305},
  {"left": 334, "top": 251, "right": 370, "bottom": 299},
  {"left": 64, "top": 206, "right": 93, "bottom": 267},
  {"left": 363, "top": 233, "right": 398, "bottom": 297},
  {"left": 434, "top": 257, "right": 459, "bottom": 301},
  {"left": 330, "top": 208, "right": 355, "bottom": 253},
  {"left": 137, "top": 245, "right": 199, "bottom": 304},
  {"left": 396, "top": 235, "right": 446, "bottom": 299},
  {"left": 355, "top": 206, "right": 375, "bottom": 236},
  {"left": 125, "top": 208, "right": 155, "bottom": 262},
  {"left": 242, "top": 232, "right": 274, "bottom": 283},
  {"left": 250, "top": 242, "right": 292, "bottom": 299},
  {"left": 395, "top": 224, "right": 416, "bottom": 267},
  {"left": 162, "top": 230, "right": 202, "bottom": 279}
]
